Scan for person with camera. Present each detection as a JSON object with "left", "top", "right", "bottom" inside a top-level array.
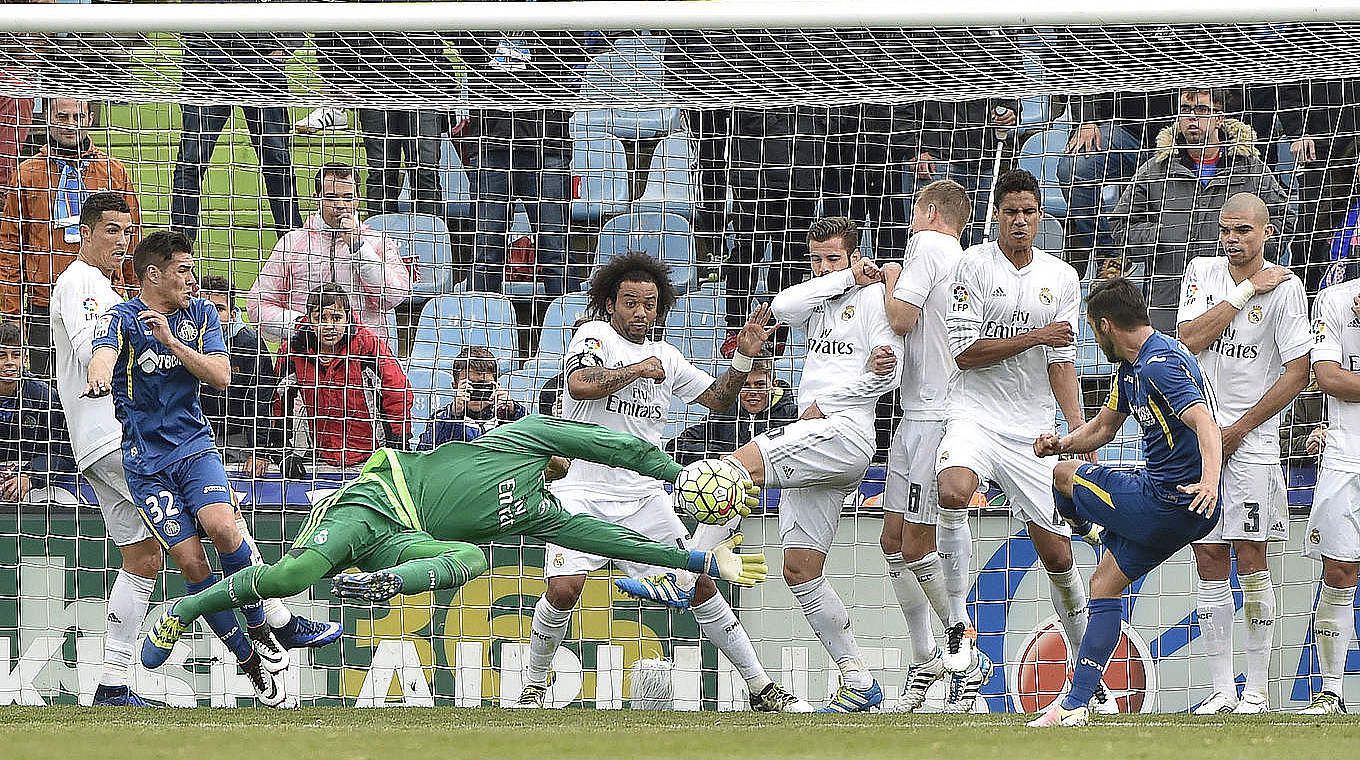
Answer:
[{"left": 417, "top": 346, "right": 525, "bottom": 450}]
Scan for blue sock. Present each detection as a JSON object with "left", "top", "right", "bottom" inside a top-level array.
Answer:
[
  {"left": 185, "top": 573, "right": 252, "bottom": 663},
  {"left": 1053, "top": 487, "right": 1092, "bottom": 535},
  {"left": 218, "top": 539, "right": 266, "bottom": 628},
  {"left": 1062, "top": 597, "right": 1121, "bottom": 710}
]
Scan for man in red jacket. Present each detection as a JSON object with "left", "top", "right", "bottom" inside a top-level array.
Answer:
[{"left": 273, "top": 284, "right": 411, "bottom": 470}]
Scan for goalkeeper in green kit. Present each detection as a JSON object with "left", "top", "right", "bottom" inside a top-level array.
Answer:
[{"left": 141, "top": 415, "right": 766, "bottom": 668}]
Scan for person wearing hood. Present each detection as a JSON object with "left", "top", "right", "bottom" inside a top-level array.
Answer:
[
  {"left": 272, "top": 283, "right": 412, "bottom": 470},
  {"left": 199, "top": 274, "right": 277, "bottom": 477},
  {"left": 0, "top": 97, "right": 140, "bottom": 377},
  {"left": 1110, "top": 87, "right": 1289, "bottom": 334},
  {"left": 668, "top": 354, "right": 797, "bottom": 465},
  {"left": 247, "top": 163, "right": 412, "bottom": 348}
]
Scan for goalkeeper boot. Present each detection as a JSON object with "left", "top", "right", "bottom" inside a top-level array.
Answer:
[
  {"left": 92, "top": 684, "right": 158, "bottom": 707},
  {"left": 331, "top": 571, "right": 403, "bottom": 603},
  {"left": 1233, "top": 690, "right": 1269, "bottom": 714},
  {"left": 890, "top": 647, "right": 946, "bottom": 713},
  {"left": 1027, "top": 704, "right": 1090, "bottom": 728},
  {"left": 1299, "top": 691, "right": 1346, "bottom": 715},
  {"left": 247, "top": 624, "right": 289, "bottom": 675},
  {"left": 816, "top": 679, "right": 883, "bottom": 713},
  {"left": 942, "top": 621, "right": 977, "bottom": 672},
  {"left": 141, "top": 607, "right": 189, "bottom": 669},
  {"left": 942, "top": 650, "right": 994, "bottom": 713},
  {"left": 273, "top": 615, "right": 343, "bottom": 650},
  {"left": 1090, "top": 681, "right": 1119, "bottom": 715},
  {"left": 750, "top": 682, "right": 814, "bottom": 713},
  {"left": 1192, "top": 690, "right": 1239, "bottom": 715},
  {"left": 613, "top": 573, "right": 694, "bottom": 610},
  {"left": 241, "top": 651, "right": 287, "bottom": 708}
]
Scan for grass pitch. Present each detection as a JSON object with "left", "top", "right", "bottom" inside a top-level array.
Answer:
[{"left": 2, "top": 707, "right": 1356, "bottom": 760}]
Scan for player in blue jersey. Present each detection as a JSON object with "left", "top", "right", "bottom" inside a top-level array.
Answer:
[
  {"left": 1027, "top": 278, "right": 1222, "bottom": 727},
  {"left": 86, "top": 231, "right": 338, "bottom": 707}
]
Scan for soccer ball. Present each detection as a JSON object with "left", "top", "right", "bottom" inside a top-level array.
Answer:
[{"left": 674, "top": 459, "right": 741, "bottom": 525}]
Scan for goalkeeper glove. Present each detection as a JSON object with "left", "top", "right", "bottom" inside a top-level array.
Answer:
[{"left": 686, "top": 534, "right": 768, "bottom": 586}]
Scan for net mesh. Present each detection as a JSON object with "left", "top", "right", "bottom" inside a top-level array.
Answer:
[{"left": 0, "top": 16, "right": 1351, "bottom": 710}]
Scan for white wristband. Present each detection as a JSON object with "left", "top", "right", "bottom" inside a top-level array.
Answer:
[
  {"left": 731, "top": 350, "right": 754, "bottom": 373},
  {"left": 1226, "top": 280, "right": 1256, "bottom": 310}
]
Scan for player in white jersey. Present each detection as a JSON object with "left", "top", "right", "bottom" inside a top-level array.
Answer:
[
  {"left": 718, "top": 217, "right": 903, "bottom": 712},
  {"left": 1302, "top": 273, "right": 1360, "bottom": 715},
  {"left": 1176, "top": 193, "right": 1311, "bottom": 715},
  {"left": 876, "top": 180, "right": 973, "bottom": 712},
  {"left": 937, "top": 170, "right": 1105, "bottom": 713},
  {"left": 518, "top": 252, "right": 809, "bottom": 712}
]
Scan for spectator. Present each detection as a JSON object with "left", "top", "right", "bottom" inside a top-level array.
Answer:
[
  {"left": 170, "top": 14, "right": 302, "bottom": 242},
  {"left": 0, "top": 97, "right": 139, "bottom": 377},
  {"left": 0, "top": 94, "right": 34, "bottom": 199},
  {"left": 416, "top": 347, "right": 525, "bottom": 450},
  {"left": 0, "top": 321, "right": 76, "bottom": 500},
  {"left": 273, "top": 284, "right": 411, "bottom": 469},
  {"left": 247, "top": 163, "right": 412, "bottom": 347},
  {"left": 1110, "top": 87, "right": 1288, "bottom": 333},
  {"left": 667, "top": 355, "right": 797, "bottom": 465},
  {"left": 198, "top": 274, "right": 275, "bottom": 477}
]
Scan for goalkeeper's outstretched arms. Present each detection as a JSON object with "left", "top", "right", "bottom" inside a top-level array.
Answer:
[{"left": 474, "top": 414, "right": 684, "bottom": 482}]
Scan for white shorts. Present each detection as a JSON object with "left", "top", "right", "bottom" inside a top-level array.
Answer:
[
  {"left": 1305, "top": 467, "right": 1360, "bottom": 562},
  {"left": 83, "top": 450, "right": 153, "bottom": 547},
  {"left": 883, "top": 418, "right": 945, "bottom": 526},
  {"left": 754, "top": 415, "right": 874, "bottom": 553},
  {"left": 935, "top": 417, "right": 1068, "bottom": 536},
  {"left": 1196, "top": 456, "right": 1287, "bottom": 544},
  {"left": 543, "top": 490, "right": 687, "bottom": 578}
]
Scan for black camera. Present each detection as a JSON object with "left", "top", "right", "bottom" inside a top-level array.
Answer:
[{"left": 468, "top": 381, "right": 496, "bottom": 404}]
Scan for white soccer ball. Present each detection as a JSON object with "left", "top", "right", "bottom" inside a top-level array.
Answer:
[{"left": 674, "top": 459, "right": 741, "bottom": 525}]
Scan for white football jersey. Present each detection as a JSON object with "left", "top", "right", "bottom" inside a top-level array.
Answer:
[
  {"left": 773, "top": 267, "right": 903, "bottom": 434},
  {"left": 945, "top": 242, "right": 1081, "bottom": 440},
  {"left": 1310, "top": 278, "right": 1360, "bottom": 473},
  {"left": 49, "top": 259, "right": 127, "bottom": 470},
  {"left": 1178, "top": 257, "right": 1310, "bottom": 465},
  {"left": 892, "top": 230, "right": 963, "bottom": 421},
  {"left": 553, "top": 319, "right": 714, "bottom": 509}
]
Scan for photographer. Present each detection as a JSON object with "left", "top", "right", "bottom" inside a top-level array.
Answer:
[{"left": 416, "top": 346, "right": 525, "bottom": 450}]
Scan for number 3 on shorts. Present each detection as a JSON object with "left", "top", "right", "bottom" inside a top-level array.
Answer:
[{"left": 144, "top": 491, "right": 180, "bottom": 524}]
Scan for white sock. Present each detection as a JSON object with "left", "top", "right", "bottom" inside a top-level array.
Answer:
[
  {"left": 936, "top": 507, "right": 973, "bottom": 626},
  {"left": 1238, "top": 569, "right": 1276, "bottom": 696},
  {"left": 885, "top": 553, "right": 936, "bottom": 663},
  {"left": 1047, "top": 565, "right": 1088, "bottom": 663},
  {"left": 101, "top": 569, "right": 155, "bottom": 688},
  {"left": 1316, "top": 583, "right": 1356, "bottom": 696},
  {"left": 526, "top": 595, "right": 573, "bottom": 687},
  {"left": 236, "top": 515, "right": 293, "bottom": 628},
  {"left": 686, "top": 515, "right": 741, "bottom": 553},
  {"left": 1197, "top": 578, "right": 1236, "bottom": 695},
  {"left": 691, "top": 594, "right": 771, "bottom": 693},
  {"left": 788, "top": 576, "right": 871, "bottom": 689}
]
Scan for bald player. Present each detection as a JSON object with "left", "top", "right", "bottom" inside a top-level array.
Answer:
[{"left": 1177, "top": 192, "right": 1310, "bottom": 714}]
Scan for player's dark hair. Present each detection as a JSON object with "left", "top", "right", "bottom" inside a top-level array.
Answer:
[
  {"left": 314, "top": 161, "right": 358, "bottom": 196},
  {"left": 0, "top": 321, "right": 21, "bottom": 349},
  {"left": 586, "top": 252, "right": 677, "bottom": 321},
  {"left": 305, "top": 283, "right": 350, "bottom": 315},
  {"left": 199, "top": 274, "right": 235, "bottom": 312},
  {"left": 1087, "top": 277, "right": 1152, "bottom": 330},
  {"left": 452, "top": 346, "right": 498, "bottom": 381},
  {"left": 133, "top": 230, "right": 192, "bottom": 278},
  {"left": 807, "top": 216, "right": 860, "bottom": 252},
  {"left": 992, "top": 168, "right": 1042, "bottom": 208},
  {"left": 78, "top": 191, "right": 130, "bottom": 231}
]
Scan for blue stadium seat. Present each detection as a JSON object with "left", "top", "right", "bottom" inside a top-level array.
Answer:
[
  {"left": 571, "top": 135, "right": 631, "bottom": 222},
  {"left": 634, "top": 133, "right": 697, "bottom": 221},
  {"left": 410, "top": 292, "right": 519, "bottom": 373},
  {"left": 396, "top": 138, "right": 475, "bottom": 220},
  {"left": 363, "top": 213, "right": 454, "bottom": 303},
  {"left": 596, "top": 212, "right": 698, "bottom": 294},
  {"left": 665, "top": 287, "right": 724, "bottom": 362},
  {"left": 503, "top": 357, "right": 564, "bottom": 412},
  {"left": 1018, "top": 129, "right": 1070, "bottom": 219},
  {"left": 574, "top": 36, "right": 682, "bottom": 141},
  {"left": 539, "top": 292, "right": 592, "bottom": 358},
  {"left": 1035, "top": 214, "right": 1065, "bottom": 252},
  {"left": 407, "top": 365, "right": 457, "bottom": 446}
]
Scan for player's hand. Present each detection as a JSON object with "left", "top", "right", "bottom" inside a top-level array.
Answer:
[
  {"left": 910, "top": 152, "right": 937, "bottom": 180},
  {"left": 635, "top": 357, "right": 666, "bottom": 382},
  {"left": 1065, "top": 123, "right": 1103, "bottom": 154},
  {"left": 240, "top": 456, "right": 271, "bottom": 478},
  {"left": 1032, "top": 321, "right": 1075, "bottom": 348},
  {"left": 449, "top": 385, "right": 470, "bottom": 416},
  {"left": 707, "top": 534, "right": 768, "bottom": 587},
  {"left": 736, "top": 479, "right": 760, "bottom": 517},
  {"left": 800, "top": 402, "right": 825, "bottom": 420},
  {"left": 1306, "top": 425, "right": 1327, "bottom": 456},
  {"left": 545, "top": 455, "right": 571, "bottom": 482},
  {"left": 1177, "top": 480, "right": 1219, "bottom": 518},
  {"left": 139, "top": 309, "right": 174, "bottom": 345},
  {"left": 880, "top": 262, "right": 902, "bottom": 286},
  {"left": 851, "top": 257, "right": 883, "bottom": 287},
  {"left": 1220, "top": 424, "right": 1246, "bottom": 459},
  {"left": 84, "top": 364, "right": 114, "bottom": 398},
  {"left": 0, "top": 473, "right": 31, "bottom": 501},
  {"left": 1034, "top": 433, "right": 1066, "bottom": 457},
  {"left": 1290, "top": 137, "right": 1318, "bottom": 164},
  {"left": 735, "top": 302, "right": 779, "bottom": 358},
  {"left": 866, "top": 345, "right": 897, "bottom": 376},
  {"left": 1247, "top": 267, "right": 1292, "bottom": 296}
]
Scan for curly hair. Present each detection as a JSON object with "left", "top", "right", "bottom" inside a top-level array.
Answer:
[{"left": 586, "top": 252, "right": 677, "bottom": 321}]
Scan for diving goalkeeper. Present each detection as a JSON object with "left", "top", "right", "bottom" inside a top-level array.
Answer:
[{"left": 142, "top": 415, "right": 766, "bottom": 668}]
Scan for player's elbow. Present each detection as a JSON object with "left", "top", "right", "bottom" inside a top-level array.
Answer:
[
  {"left": 954, "top": 350, "right": 982, "bottom": 370},
  {"left": 1315, "top": 363, "right": 1344, "bottom": 396},
  {"left": 566, "top": 372, "right": 604, "bottom": 401}
]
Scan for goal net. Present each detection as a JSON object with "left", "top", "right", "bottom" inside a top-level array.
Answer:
[{"left": 0, "top": 2, "right": 1354, "bottom": 712}]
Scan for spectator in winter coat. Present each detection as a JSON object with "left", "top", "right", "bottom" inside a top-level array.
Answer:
[
  {"left": 0, "top": 321, "right": 76, "bottom": 500},
  {"left": 668, "top": 356, "right": 797, "bottom": 465}
]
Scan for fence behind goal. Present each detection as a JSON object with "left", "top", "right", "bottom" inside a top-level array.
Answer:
[{"left": 0, "top": 4, "right": 1357, "bottom": 711}]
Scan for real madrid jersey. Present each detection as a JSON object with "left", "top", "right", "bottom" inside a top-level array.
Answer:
[
  {"left": 1177, "top": 256, "right": 1311, "bottom": 465},
  {"left": 1311, "top": 278, "right": 1360, "bottom": 473},
  {"left": 892, "top": 230, "right": 963, "bottom": 421},
  {"left": 49, "top": 259, "right": 127, "bottom": 470},
  {"left": 945, "top": 242, "right": 1081, "bottom": 439},
  {"left": 91, "top": 296, "right": 227, "bottom": 475},
  {"left": 553, "top": 319, "right": 714, "bottom": 506}
]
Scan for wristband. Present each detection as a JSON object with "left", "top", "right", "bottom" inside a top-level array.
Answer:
[
  {"left": 1226, "top": 280, "right": 1256, "bottom": 310},
  {"left": 731, "top": 350, "right": 755, "bottom": 373}
]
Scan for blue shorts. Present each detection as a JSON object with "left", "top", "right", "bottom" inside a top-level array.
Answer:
[
  {"left": 126, "top": 450, "right": 235, "bottom": 548},
  {"left": 1069, "top": 463, "right": 1219, "bottom": 581}
]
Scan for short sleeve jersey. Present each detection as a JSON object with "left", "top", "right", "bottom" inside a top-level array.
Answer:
[
  {"left": 1311, "top": 278, "right": 1360, "bottom": 473},
  {"left": 893, "top": 230, "right": 963, "bottom": 420}
]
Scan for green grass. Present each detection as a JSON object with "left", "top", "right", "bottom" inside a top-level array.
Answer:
[{"left": 1, "top": 708, "right": 1357, "bottom": 760}]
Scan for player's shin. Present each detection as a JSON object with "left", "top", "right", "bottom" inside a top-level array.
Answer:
[
  {"left": 101, "top": 569, "right": 156, "bottom": 688},
  {"left": 691, "top": 593, "right": 772, "bottom": 693},
  {"left": 885, "top": 552, "right": 938, "bottom": 663},
  {"left": 1238, "top": 570, "right": 1276, "bottom": 698},
  {"left": 219, "top": 539, "right": 267, "bottom": 628},
  {"left": 1196, "top": 577, "right": 1237, "bottom": 697},
  {"left": 526, "top": 595, "right": 572, "bottom": 688},
  {"left": 789, "top": 577, "right": 872, "bottom": 689},
  {"left": 386, "top": 544, "right": 489, "bottom": 594},
  {"left": 1315, "top": 583, "right": 1356, "bottom": 696},
  {"left": 236, "top": 515, "right": 293, "bottom": 629},
  {"left": 185, "top": 573, "right": 253, "bottom": 663},
  {"left": 1061, "top": 597, "right": 1121, "bottom": 711},
  {"left": 1047, "top": 565, "right": 1089, "bottom": 664},
  {"left": 936, "top": 507, "right": 973, "bottom": 626}
]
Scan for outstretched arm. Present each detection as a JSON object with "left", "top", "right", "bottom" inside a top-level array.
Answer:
[{"left": 475, "top": 415, "right": 684, "bottom": 484}]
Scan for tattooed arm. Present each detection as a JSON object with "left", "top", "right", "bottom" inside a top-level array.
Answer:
[
  {"left": 566, "top": 357, "right": 666, "bottom": 401},
  {"left": 692, "top": 367, "right": 748, "bottom": 412}
]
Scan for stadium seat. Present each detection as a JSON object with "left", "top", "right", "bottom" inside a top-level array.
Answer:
[
  {"left": 665, "top": 287, "right": 724, "bottom": 362},
  {"left": 407, "top": 365, "right": 458, "bottom": 446},
  {"left": 363, "top": 213, "right": 454, "bottom": 303},
  {"left": 571, "top": 134, "right": 631, "bottom": 222},
  {"left": 634, "top": 132, "right": 698, "bottom": 221},
  {"left": 574, "top": 35, "right": 682, "bottom": 141},
  {"left": 502, "top": 357, "right": 563, "bottom": 412},
  {"left": 1035, "top": 214, "right": 1065, "bottom": 252},
  {"left": 410, "top": 292, "right": 519, "bottom": 373},
  {"left": 595, "top": 212, "right": 698, "bottom": 294},
  {"left": 1075, "top": 281, "right": 1114, "bottom": 379},
  {"left": 539, "top": 291, "right": 592, "bottom": 358},
  {"left": 396, "top": 138, "right": 475, "bottom": 220},
  {"left": 1018, "top": 129, "right": 1070, "bottom": 219}
]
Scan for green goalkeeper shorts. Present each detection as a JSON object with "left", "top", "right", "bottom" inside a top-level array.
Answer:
[{"left": 291, "top": 480, "right": 439, "bottom": 575}]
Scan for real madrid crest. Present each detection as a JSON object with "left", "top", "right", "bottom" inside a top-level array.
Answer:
[
  {"left": 1039, "top": 288, "right": 1053, "bottom": 305},
  {"left": 1247, "top": 305, "right": 1263, "bottom": 324},
  {"left": 176, "top": 320, "right": 198, "bottom": 343},
  {"left": 841, "top": 305, "right": 855, "bottom": 321}
]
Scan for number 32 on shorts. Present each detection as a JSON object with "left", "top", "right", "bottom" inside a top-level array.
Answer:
[{"left": 144, "top": 490, "right": 180, "bottom": 525}]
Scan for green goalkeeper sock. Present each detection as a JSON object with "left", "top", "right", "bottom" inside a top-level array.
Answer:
[
  {"left": 175, "top": 566, "right": 266, "bottom": 625},
  {"left": 387, "top": 544, "right": 489, "bottom": 594}
]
